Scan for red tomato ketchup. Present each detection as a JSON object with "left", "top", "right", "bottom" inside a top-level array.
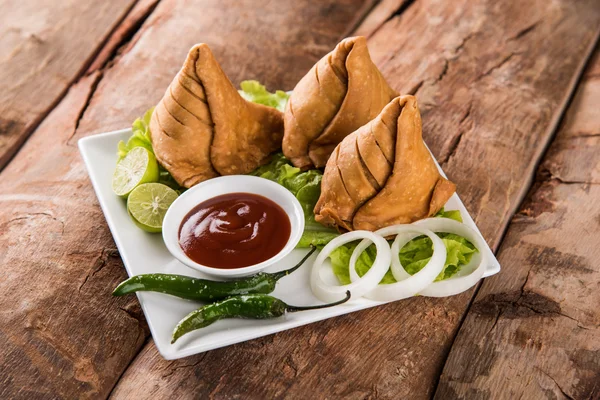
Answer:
[{"left": 179, "top": 193, "right": 291, "bottom": 269}]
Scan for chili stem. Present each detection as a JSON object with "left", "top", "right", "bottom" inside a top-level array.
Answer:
[
  {"left": 286, "top": 290, "right": 351, "bottom": 312},
  {"left": 270, "top": 246, "right": 316, "bottom": 281}
]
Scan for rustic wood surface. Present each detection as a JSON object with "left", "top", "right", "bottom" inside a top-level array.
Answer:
[
  {"left": 0, "top": 0, "right": 139, "bottom": 169},
  {"left": 0, "top": 0, "right": 599, "bottom": 399},
  {"left": 0, "top": 0, "right": 377, "bottom": 398},
  {"left": 111, "top": 0, "right": 600, "bottom": 398},
  {"left": 435, "top": 49, "right": 600, "bottom": 400}
]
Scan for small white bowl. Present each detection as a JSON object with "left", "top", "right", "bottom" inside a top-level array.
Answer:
[{"left": 162, "top": 175, "right": 305, "bottom": 278}]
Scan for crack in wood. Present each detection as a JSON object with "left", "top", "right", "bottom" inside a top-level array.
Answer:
[
  {"left": 160, "top": 355, "right": 207, "bottom": 379},
  {"left": 473, "top": 285, "right": 595, "bottom": 331},
  {"left": 476, "top": 52, "right": 521, "bottom": 81},
  {"left": 535, "top": 367, "right": 575, "bottom": 400},
  {"left": 440, "top": 101, "right": 472, "bottom": 166},
  {"left": 549, "top": 177, "right": 600, "bottom": 186},
  {"left": 486, "top": 309, "right": 503, "bottom": 337},
  {"left": 338, "top": 0, "right": 382, "bottom": 40},
  {"left": 459, "top": 103, "right": 472, "bottom": 124},
  {"left": 78, "top": 248, "right": 120, "bottom": 292},
  {"left": 440, "top": 129, "right": 466, "bottom": 166},
  {"left": 85, "top": 0, "right": 161, "bottom": 75},
  {"left": 0, "top": 1, "right": 142, "bottom": 173},
  {"left": 537, "top": 165, "right": 600, "bottom": 186},
  {"left": 118, "top": 306, "right": 143, "bottom": 324},
  {"left": 366, "top": 0, "right": 417, "bottom": 39},
  {"left": 433, "top": 58, "right": 449, "bottom": 84},
  {"left": 508, "top": 20, "right": 541, "bottom": 42},
  {"left": 67, "top": 0, "right": 162, "bottom": 146},
  {"left": 453, "top": 31, "right": 478, "bottom": 55},
  {"left": 407, "top": 79, "right": 424, "bottom": 95},
  {"left": 68, "top": 72, "right": 103, "bottom": 145}
]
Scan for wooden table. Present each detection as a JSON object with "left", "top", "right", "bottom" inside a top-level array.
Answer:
[{"left": 1, "top": 1, "right": 598, "bottom": 398}]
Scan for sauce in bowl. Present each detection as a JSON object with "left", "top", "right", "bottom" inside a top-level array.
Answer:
[{"left": 179, "top": 192, "right": 291, "bottom": 269}]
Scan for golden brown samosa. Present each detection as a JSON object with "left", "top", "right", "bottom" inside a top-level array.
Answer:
[
  {"left": 314, "top": 95, "right": 456, "bottom": 232},
  {"left": 282, "top": 36, "right": 397, "bottom": 170},
  {"left": 150, "top": 44, "right": 283, "bottom": 188}
]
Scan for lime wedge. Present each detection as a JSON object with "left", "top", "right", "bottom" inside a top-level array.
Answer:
[
  {"left": 112, "top": 147, "right": 159, "bottom": 197},
  {"left": 127, "top": 183, "right": 178, "bottom": 232}
]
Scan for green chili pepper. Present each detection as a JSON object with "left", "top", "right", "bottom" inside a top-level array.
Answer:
[
  {"left": 172, "top": 290, "right": 351, "bottom": 343},
  {"left": 112, "top": 247, "right": 316, "bottom": 302}
]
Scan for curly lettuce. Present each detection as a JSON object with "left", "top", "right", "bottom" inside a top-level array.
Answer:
[
  {"left": 117, "top": 107, "right": 154, "bottom": 160},
  {"left": 249, "top": 153, "right": 339, "bottom": 246},
  {"left": 330, "top": 211, "right": 477, "bottom": 284},
  {"left": 434, "top": 207, "right": 462, "bottom": 222},
  {"left": 239, "top": 80, "right": 289, "bottom": 112},
  {"left": 399, "top": 232, "right": 476, "bottom": 280}
]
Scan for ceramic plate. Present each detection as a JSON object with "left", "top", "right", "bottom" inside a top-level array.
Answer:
[{"left": 79, "top": 129, "right": 500, "bottom": 360}]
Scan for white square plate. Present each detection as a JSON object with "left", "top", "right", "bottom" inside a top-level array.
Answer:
[{"left": 79, "top": 129, "right": 500, "bottom": 360}]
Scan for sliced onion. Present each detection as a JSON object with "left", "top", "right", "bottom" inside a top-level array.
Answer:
[
  {"left": 412, "top": 218, "right": 489, "bottom": 297},
  {"left": 349, "top": 225, "right": 446, "bottom": 302},
  {"left": 310, "top": 231, "right": 391, "bottom": 302}
]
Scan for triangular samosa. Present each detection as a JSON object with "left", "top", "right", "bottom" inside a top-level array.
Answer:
[
  {"left": 282, "top": 36, "right": 397, "bottom": 170},
  {"left": 314, "top": 95, "right": 456, "bottom": 231},
  {"left": 150, "top": 44, "right": 283, "bottom": 188}
]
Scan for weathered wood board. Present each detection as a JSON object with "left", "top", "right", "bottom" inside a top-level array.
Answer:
[
  {"left": 435, "top": 46, "right": 600, "bottom": 400},
  {"left": 70, "top": 0, "right": 378, "bottom": 139},
  {"left": 0, "top": 1, "right": 377, "bottom": 398},
  {"left": 1, "top": 0, "right": 599, "bottom": 399},
  {"left": 109, "top": 1, "right": 600, "bottom": 399},
  {"left": 0, "top": 0, "right": 138, "bottom": 170}
]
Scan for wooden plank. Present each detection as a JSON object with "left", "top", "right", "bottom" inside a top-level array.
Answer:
[
  {"left": 353, "top": 0, "right": 411, "bottom": 37},
  {"left": 70, "top": 0, "right": 378, "bottom": 138},
  {"left": 0, "top": 1, "right": 377, "bottom": 398},
  {"left": 109, "top": 1, "right": 600, "bottom": 399},
  {"left": 434, "top": 47, "right": 600, "bottom": 400},
  {"left": 0, "top": 0, "right": 139, "bottom": 170}
]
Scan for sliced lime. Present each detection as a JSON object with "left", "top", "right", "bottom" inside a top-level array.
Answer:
[
  {"left": 127, "top": 183, "right": 178, "bottom": 232},
  {"left": 112, "top": 147, "right": 159, "bottom": 197}
]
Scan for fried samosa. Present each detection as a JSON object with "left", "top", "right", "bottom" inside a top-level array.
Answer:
[
  {"left": 150, "top": 44, "right": 283, "bottom": 188},
  {"left": 282, "top": 36, "right": 397, "bottom": 170},
  {"left": 314, "top": 95, "right": 456, "bottom": 232}
]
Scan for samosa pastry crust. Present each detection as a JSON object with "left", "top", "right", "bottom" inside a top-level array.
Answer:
[
  {"left": 314, "top": 95, "right": 456, "bottom": 231},
  {"left": 150, "top": 44, "right": 283, "bottom": 188},
  {"left": 283, "top": 36, "right": 397, "bottom": 170}
]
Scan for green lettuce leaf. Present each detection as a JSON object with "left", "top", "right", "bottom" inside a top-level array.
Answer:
[
  {"left": 297, "top": 231, "right": 340, "bottom": 249},
  {"left": 330, "top": 209, "right": 477, "bottom": 285},
  {"left": 239, "top": 80, "right": 289, "bottom": 112},
  {"left": 330, "top": 241, "right": 397, "bottom": 285},
  {"left": 249, "top": 153, "right": 339, "bottom": 247},
  {"left": 399, "top": 232, "right": 476, "bottom": 281},
  {"left": 434, "top": 207, "right": 463, "bottom": 223},
  {"left": 117, "top": 107, "right": 154, "bottom": 160}
]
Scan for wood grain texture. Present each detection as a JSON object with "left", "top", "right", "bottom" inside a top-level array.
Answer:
[
  {"left": 109, "top": 1, "right": 600, "bottom": 399},
  {"left": 353, "top": 0, "right": 411, "bottom": 37},
  {"left": 0, "top": 0, "right": 138, "bottom": 170},
  {"left": 70, "top": 0, "right": 378, "bottom": 140},
  {"left": 435, "top": 47, "right": 600, "bottom": 400},
  {"left": 0, "top": 73, "right": 148, "bottom": 400},
  {"left": 0, "top": 1, "right": 376, "bottom": 398}
]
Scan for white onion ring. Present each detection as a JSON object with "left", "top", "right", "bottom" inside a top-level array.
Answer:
[
  {"left": 411, "top": 218, "right": 489, "bottom": 297},
  {"left": 349, "top": 225, "right": 446, "bottom": 301},
  {"left": 310, "top": 230, "right": 391, "bottom": 302}
]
